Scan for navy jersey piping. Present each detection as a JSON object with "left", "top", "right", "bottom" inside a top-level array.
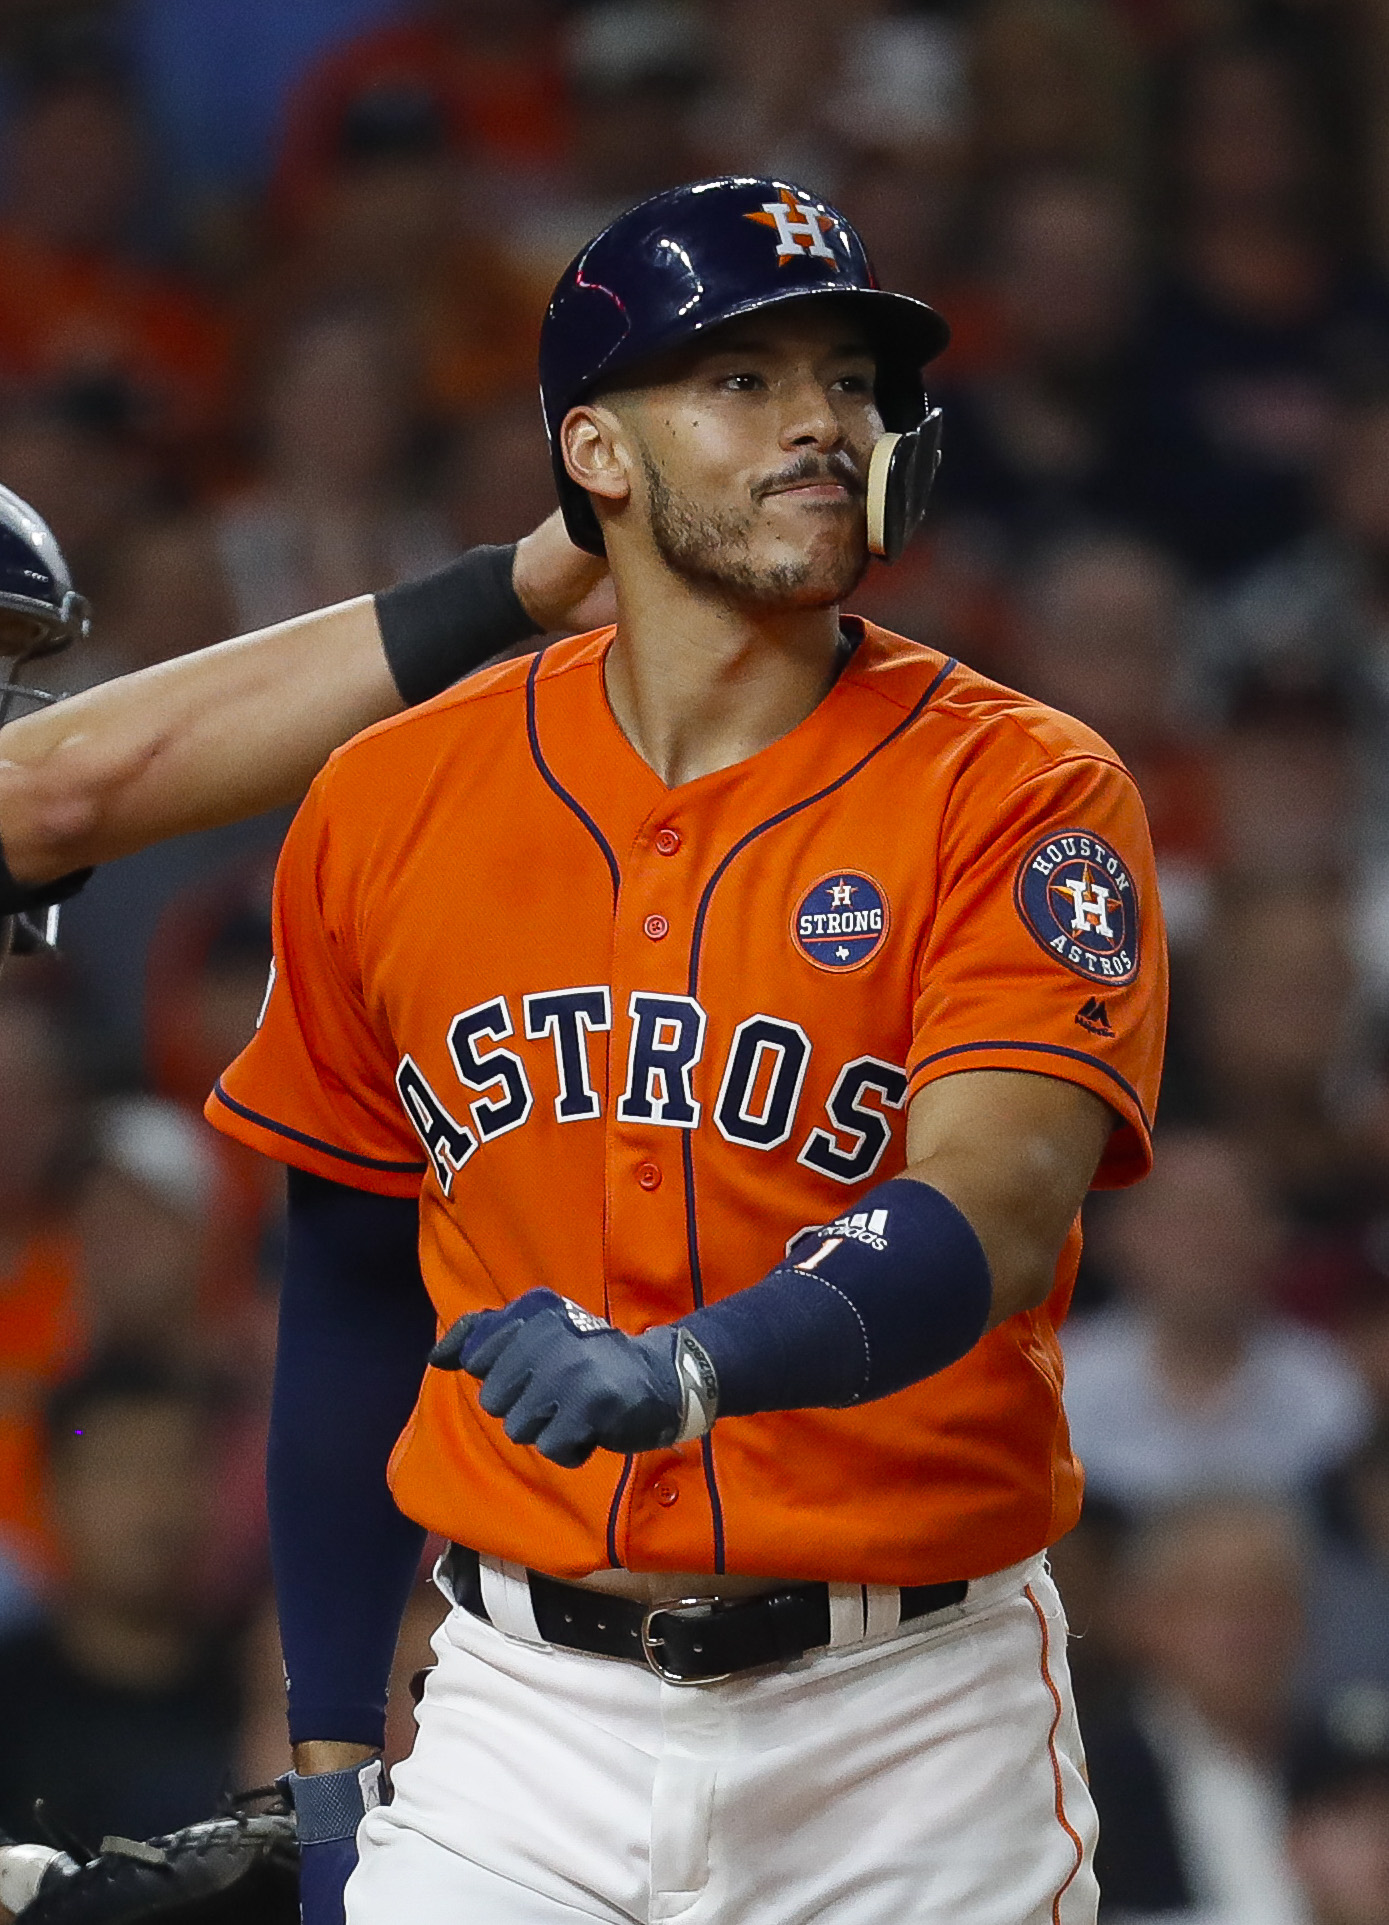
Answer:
[
  {"left": 680, "top": 651, "right": 957, "bottom": 1574},
  {"left": 700, "top": 1434, "right": 725, "bottom": 1569},
  {"left": 526, "top": 650, "right": 620, "bottom": 904},
  {"left": 906, "top": 1039, "right": 1151, "bottom": 1133},
  {"left": 528, "top": 643, "right": 623, "bottom": 1561},
  {"left": 685, "top": 654, "right": 958, "bottom": 994},
  {"left": 211, "top": 1079, "right": 427, "bottom": 1175},
  {"left": 681, "top": 1126, "right": 726, "bottom": 1569},
  {"left": 606, "top": 1455, "right": 634, "bottom": 1567}
]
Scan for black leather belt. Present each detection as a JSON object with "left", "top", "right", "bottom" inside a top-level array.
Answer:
[{"left": 445, "top": 1544, "right": 968, "bottom": 1685}]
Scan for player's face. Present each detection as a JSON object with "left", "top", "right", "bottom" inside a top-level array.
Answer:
[{"left": 613, "top": 304, "right": 883, "bottom": 609}]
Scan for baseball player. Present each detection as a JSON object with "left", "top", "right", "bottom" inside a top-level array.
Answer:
[{"left": 201, "top": 177, "right": 1167, "bottom": 1925}]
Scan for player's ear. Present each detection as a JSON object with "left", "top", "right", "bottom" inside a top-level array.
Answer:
[{"left": 561, "top": 404, "right": 631, "bottom": 508}]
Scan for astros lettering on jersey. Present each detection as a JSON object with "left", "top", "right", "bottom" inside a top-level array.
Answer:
[{"left": 207, "top": 619, "right": 1167, "bottom": 1586}]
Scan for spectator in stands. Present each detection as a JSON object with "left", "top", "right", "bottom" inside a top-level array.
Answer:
[
  {"left": 967, "top": 0, "right": 1141, "bottom": 190},
  {"left": 929, "top": 171, "right": 1145, "bottom": 555},
  {"left": 143, "top": 864, "right": 284, "bottom": 1342},
  {"left": 1343, "top": 1272, "right": 1389, "bottom": 1426},
  {"left": 1118, "top": 35, "right": 1389, "bottom": 578},
  {"left": 0, "top": 380, "right": 160, "bottom": 624},
  {"left": 251, "top": 70, "right": 543, "bottom": 423},
  {"left": 1193, "top": 877, "right": 1370, "bottom": 1222},
  {"left": 0, "top": 993, "right": 86, "bottom": 1592},
  {"left": 215, "top": 301, "right": 455, "bottom": 631},
  {"left": 0, "top": 1357, "right": 241, "bottom": 1847},
  {"left": 1208, "top": 674, "right": 1355, "bottom": 889},
  {"left": 1286, "top": 1687, "right": 1389, "bottom": 1925},
  {"left": 527, "top": 2, "right": 712, "bottom": 269},
  {"left": 0, "top": 41, "right": 228, "bottom": 468},
  {"left": 1083, "top": 1495, "right": 1311, "bottom": 1921},
  {"left": 272, "top": 0, "right": 573, "bottom": 233},
  {"left": 74, "top": 1095, "right": 218, "bottom": 1365},
  {"left": 83, "top": 512, "right": 235, "bottom": 680},
  {"left": 1303, "top": 1423, "right": 1389, "bottom": 1704},
  {"left": 1198, "top": 388, "right": 1389, "bottom": 1003},
  {"left": 1063, "top": 1128, "right": 1371, "bottom": 1512}
]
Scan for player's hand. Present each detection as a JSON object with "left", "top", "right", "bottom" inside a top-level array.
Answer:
[
  {"left": 430, "top": 1289, "right": 683, "bottom": 1467},
  {"left": 511, "top": 512, "right": 614, "bottom": 634}
]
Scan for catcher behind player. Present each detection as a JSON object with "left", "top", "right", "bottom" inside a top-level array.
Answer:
[
  {"left": 0, "top": 499, "right": 607, "bottom": 1919},
  {"left": 194, "top": 176, "right": 1167, "bottom": 1924}
]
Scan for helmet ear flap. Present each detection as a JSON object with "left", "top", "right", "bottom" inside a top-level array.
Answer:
[{"left": 865, "top": 409, "right": 944, "bottom": 562}]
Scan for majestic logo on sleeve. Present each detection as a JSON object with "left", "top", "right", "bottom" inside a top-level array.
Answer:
[
  {"left": 1015, "top": 831, "right": 1139, "bottom": 985},
  {"left": 792, "top": 872, "right": 890, "bottom": 972}
]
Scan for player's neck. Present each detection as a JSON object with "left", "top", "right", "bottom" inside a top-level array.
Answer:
[{"left": 603, "top": 576, "right": 847, "bottom": 789}]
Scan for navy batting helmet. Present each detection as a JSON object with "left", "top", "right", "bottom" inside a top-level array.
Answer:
[
  {"left": 0, "top": 484, "right": 89, "bottom": 664},
  {"left": 539, "top": 177, "right": 950, "bottom": 556}
]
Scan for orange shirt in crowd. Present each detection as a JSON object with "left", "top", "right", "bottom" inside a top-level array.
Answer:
[
  {"left": 273, "top": 19, "right": 573, "bottom": 232},
  {"left": 0, "top": 1229, "right": 85, "bottom": 1577},
  {"left": 0, "top": 226, "right": 230, "bottom": 451},
  {"left": 210, "top": 622, "right": 1167, "bottom": 1588}
]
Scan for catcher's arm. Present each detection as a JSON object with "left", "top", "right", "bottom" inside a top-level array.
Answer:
[{"left": 0, "top": 513, "right": 610, "bottom": 889}]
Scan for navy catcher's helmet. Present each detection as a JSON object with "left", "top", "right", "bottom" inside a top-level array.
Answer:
[
  {"left": 0, "top": 487, "right": 92, "bottom": 957},
  {"left": 540, "top": 177, "right": 950, "bottom": 556},
  {"left": 0, "top": 484, "right": 90, "bottom": 666}
]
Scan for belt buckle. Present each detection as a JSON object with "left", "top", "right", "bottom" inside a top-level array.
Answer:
[{"left": 639, "top": 1597, "right": 734, "bottom": 1686}]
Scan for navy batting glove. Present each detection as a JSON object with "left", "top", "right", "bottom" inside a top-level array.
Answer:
[
  {"left": 284, "top": 1758, "right": 384, "bottom": 1925},
  {"left": 430, "top": 1289, "right": 716, "bottom": 1467}
]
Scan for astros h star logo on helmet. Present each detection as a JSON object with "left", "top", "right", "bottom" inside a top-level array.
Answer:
[{"left": 745, "top": 186, "right": 842, "bottom": 268}]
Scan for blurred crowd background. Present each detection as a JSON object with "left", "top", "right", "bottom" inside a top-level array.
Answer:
[{"left": 1, "top": 0, "right": 1388, "bottom": 1918}]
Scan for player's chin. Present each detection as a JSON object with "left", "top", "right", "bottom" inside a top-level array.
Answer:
[{"left": 759, "top": 525, "right": 868, "bottom": 608}]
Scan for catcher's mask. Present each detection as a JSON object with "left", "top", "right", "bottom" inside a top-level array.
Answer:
[
  {"left": 0, "top": 481, "right": 89, "bottom": 727},
  {"left": 0, "top": 485, "right": 89, "bottom": 956},
  {"left": 539, "top": 177, "right": 949, "bottom": 563}
]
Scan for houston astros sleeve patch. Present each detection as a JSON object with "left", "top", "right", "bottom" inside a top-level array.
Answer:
[
  {"left": 1013, "top": 829, "right": 1139, "bottom": 986},
  {"left": 908, "top": 752, "right": 1167, "bottom": 1188}
]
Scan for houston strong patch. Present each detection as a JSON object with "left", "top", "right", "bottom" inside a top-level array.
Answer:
[{"left": 792, "top": 872, "right": 890, "bottom": 972}]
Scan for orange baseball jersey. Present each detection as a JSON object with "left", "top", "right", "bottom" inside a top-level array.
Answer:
[{"left": 207, "top": 619, "right": 1167, "bottom": 1585}]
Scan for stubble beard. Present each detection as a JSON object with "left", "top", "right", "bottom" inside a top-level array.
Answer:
[{"left": 640, "top": 451, "right": 868, "bottom": 609}]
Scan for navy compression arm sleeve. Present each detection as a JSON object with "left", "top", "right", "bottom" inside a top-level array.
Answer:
[{"left": 272, "top": 1170, "right": 437, "bottom": 1750}]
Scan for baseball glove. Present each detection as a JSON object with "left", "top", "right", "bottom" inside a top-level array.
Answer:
[{"left": 17, "top": 1796, "right": 298, "bottom": 1925}]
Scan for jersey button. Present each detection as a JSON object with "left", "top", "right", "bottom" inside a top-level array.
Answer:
[
  {"left": 643, "top": 914, "right": 669, "bottom": 941},
  {"left": 654, "top": 828, "right": 682, "bottom": 856},
  {"left": 636, "top": 1161, "right": 662, "bottom": 1191},
  {"left": 653, "top": 1480, "right": 679, "bottom": 1507}
]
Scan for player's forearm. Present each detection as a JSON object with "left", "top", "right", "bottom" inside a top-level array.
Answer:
[
  {"left": 273, "top": 1173, "right": 434, "bottom": 1752},
  {"left": 0, "top": 518, "right": 607, "bottom": 889},
  {"left": 0, "top": 598, "right": 398, "bottom": 885},
  {"left": 901, "top": 1070, "right": 1112, "bottom": 1327}
]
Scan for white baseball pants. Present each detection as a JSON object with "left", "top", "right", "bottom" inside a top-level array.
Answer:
[{"left": 346, "top": 1553, "right": 1098, "bottom": 1924}]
